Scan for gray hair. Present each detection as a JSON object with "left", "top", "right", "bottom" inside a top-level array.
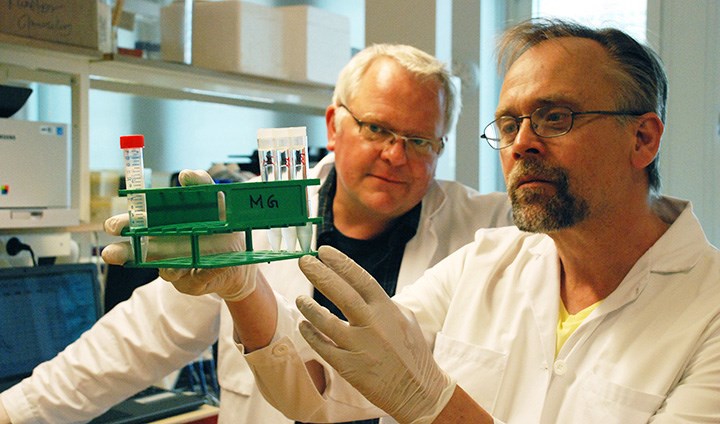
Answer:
[
  {"left": 498, "top": 18, "right": 668, "bottom": 193},
  {"left": 332, "top": 43, "right": 461, "bottom": 139}
]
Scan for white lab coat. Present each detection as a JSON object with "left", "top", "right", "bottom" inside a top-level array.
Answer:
[
  {"left": 0, "top": 154, "right": 512, "bottom": 424},
  {"left": 245, "top": 196, "right": 720, "bottom": 423}
]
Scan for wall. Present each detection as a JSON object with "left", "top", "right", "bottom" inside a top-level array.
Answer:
[{"left": 651, "top": 0, "right": 720, "bottom": 245}]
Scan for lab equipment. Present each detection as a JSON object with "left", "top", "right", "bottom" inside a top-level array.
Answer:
[
  {"left": 119, "top": 178, "right": 322, "bottom": 268},
  {"left": 289, "top": 127, "right": 313, "bottom": 252},
  {"left": 0, "top": 119, "right": 78, "bottom": 228},
  {"left": 276, "top": 129, "right": 298, "bottom": 251},
  {"left": 256, "top": 126, "right": 313, "bottom": 253},
  {"left": 257, "top": 128, "right": 283, "bottom": 252},
  {"left": 120, "top": 134, "right": 148, "bottom": 261},
  {"left": 0, "top": 263, "right": 101, "bottom": 391}
]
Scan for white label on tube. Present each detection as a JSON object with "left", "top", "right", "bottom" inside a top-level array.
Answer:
[
  {"left": 123, "top": 147, "right": 148, "bottom": 229},
  {"left": 123, "top": 146, "right": 148, "bottom": 260}
]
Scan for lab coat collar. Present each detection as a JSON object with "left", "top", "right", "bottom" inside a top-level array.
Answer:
[
  {"left": 309, "top": 152, "right": 336, "bottom": 181},
  {"left": 524, "top": 196, "right": 707, "bottom": 319},
  {"left": 418, "top": 179, "right": 445, "bottom": 223},
  {"left": 525, "top": 196, "right": 704, "bottom": 275},
  {"left": 396, "top": 179, "right": 444, "bottom": 289},
  {"left": 577, "top": 197, "right": 709, "bottom": 354},
  {"left": 646, "top": 196, "right": 708, "bottom": 274},
  {"left": 611, "top": 197, "right": 707, "bottom": 304}
]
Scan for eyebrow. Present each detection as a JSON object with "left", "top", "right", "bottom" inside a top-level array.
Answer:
[{"left": 495, "top": 97, "right": 580, "bottom": 119}]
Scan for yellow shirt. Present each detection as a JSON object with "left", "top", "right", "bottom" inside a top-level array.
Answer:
[{"left": 556, "top": 300, "right": 601, "bottom": 356}]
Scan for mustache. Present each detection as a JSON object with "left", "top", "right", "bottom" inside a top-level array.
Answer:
[{"left": 507, "top": 158, "right": 568, "bottom": 192}]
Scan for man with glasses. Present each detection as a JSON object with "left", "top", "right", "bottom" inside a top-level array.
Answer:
[
  {"left": 220, "top": 19, "right": 718, "bottom": 423},
  {"left": 0, "top": 44, "right": 512, "bottom": 424}
]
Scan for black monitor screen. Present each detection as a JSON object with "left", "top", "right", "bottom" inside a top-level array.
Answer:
[{"left": 0, "top": 263, "right": 100, "bottom": 383}]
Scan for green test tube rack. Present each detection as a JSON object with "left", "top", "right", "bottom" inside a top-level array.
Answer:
[{"left": 119, "top": 179, "right": 322, "bottom": 268}]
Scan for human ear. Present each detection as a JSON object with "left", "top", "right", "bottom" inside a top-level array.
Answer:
[
  {"left": 325, "top": 106, "right": 338, "bottom": 151},
  {"left": 630, "top": 113, "right": 664, "bottom": 170}
]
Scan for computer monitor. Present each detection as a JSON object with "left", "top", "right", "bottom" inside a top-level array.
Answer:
[{"left": 0, "top": 263, "right": 100, "bottom": 390}]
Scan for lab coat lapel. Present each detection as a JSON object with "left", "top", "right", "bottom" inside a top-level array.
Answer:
[
  {"left": 525, "top": 237, "right": 562, "bottom": 366},
  {"left": 397, "top": 181, "right": 443, "bottom": 291}
]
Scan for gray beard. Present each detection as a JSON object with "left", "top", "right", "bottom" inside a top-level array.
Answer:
[{"left": 508, "top": 158, "right": 589, "bottom": 233}]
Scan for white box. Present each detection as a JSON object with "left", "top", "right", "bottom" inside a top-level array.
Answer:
[
  {"left": 192, "top": 1, "right": 285, "bottom": 79},
  {"left": 0, "top": 119, "right": 78, "bottom": 228},
  {"left": 280, "top": 5, "right": 351, "bottom": 86},
  {"left": 160, "top": 0, "right": 193, "bottom": 63}
]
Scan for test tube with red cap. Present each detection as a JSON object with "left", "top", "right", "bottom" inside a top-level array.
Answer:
[{"left": 120, "top": 134, "right": 148, "bottom": 261}]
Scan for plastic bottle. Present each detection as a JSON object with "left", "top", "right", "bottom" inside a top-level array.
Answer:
[
  {"left": 135, "top": 13, "right": 162, "bottom": 59},
  {"left": 120, "top": 134, "right": 149, "bottom": 261}
]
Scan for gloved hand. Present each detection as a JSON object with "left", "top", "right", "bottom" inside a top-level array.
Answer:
[
  {"left": 297, "top": 246, "right": 457, "bottom": 424},
  {"left": 102, "top": 169, "right": 257, "bottom": 302}
]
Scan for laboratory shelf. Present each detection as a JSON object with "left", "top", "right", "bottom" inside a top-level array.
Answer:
[
  {"left": 89, "top": 54, "right": 333, "bottom": 115},
  {"left": 120, "top": 179, "right": 322, "bottom": 268},
  {"left": 0, "top": 35, "right": 332, "bottom": 229}
]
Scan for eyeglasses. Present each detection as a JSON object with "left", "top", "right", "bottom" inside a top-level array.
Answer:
[
  {"left": 481, "top": 105, "right": 645, "bottom": 150},
  {"left": 338, "top": 104, "right": 445, "bottom": 158}
]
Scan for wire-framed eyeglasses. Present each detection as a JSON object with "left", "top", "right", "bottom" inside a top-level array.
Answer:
[
  {"left": 481, "top": 105, "right": 645, "bottom": 150},
  {"left": 338, "top": 104, "right": 445, "bottom": 158}
]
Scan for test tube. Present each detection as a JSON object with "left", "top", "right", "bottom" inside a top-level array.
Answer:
[
  {"left": 277, "top": 127, "right": 292, "bottom": 182},
  {"left": 120, "top": 134, "right": 148, "bottom": 262},
  {"left": 276, "top": 128, "right": 297, "bottom": 252},
  {"left": 257, "top": 128, "right": 278, "bottom": 183},
  {"left": 257, "top": 128, "right": 282, "bottom": 252},
  {"left": 289, "top": 127, "right": 312, "bottom": 253}
]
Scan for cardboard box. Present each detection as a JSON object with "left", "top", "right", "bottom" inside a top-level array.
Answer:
[
  {"left": 192, "top": 1, "right": 285, "bottom": 79},
  {"left": 280, "top": 5, "right": 350, "bottom": 86},
  {"left": 160, "top": 0, "right": 192, "bottom": 63},
  {"left": 0, "top": 0, "right": 111, "bottom": 51}
]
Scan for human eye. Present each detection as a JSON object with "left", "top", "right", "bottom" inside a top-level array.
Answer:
[
  {"left": 407, "top": 137, "right": 434, "bottom": 153},
  {"left": 496, "top": 118, "right": 519, "bottom": 136},
  {"left": 356, "top": 122, "right": 387, "bottom": 142},
  {"left": 539, "top": 107, "right": 572, "bottom": 129}
]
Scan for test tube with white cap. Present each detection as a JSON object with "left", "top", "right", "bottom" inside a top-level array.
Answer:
[
  {"left": 257, "top": 128, "right": 282, "bottom": 252},
  {"left": 276, "top": 128, "right": 298, "bottom": 251},
  {"left": 120, "top": 134, "right": 149, "bottom": 261},
  {"left": 288, "top": 127, "right": 312, "bottom": 253}
]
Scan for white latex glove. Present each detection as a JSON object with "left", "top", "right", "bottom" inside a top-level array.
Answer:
[
  {"left": 102, "top": 169, "right": 257, "bottom": 302},
  {"left": 297, "top": 246, "right": 457, "bottom": 424}
]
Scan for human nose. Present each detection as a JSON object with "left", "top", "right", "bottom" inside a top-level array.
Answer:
[
  {"left": 379, "top": 134, "right": 409, "bottom": 165},
  {"left": 509, "top": 117, "right": 545, "bottom": 159}
]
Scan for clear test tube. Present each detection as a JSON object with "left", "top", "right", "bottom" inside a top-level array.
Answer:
[
  {"left": 276, "top": 128, "right": 297, "bottom": 252},
  {"left": 257, "top": 128, "right": 282, "bottom": 252},
  {"left": 257, "top": 128, "right": 279, "bottom": 183},
  {"left": 289, "top": 126, "right": 309, "bottom": 180},
  {"left": 289, "top": 127, "right": 312, "bottom": 253},
  {"left": 120, "top": 134, "right": 149, "bottom": 261},
  {"left": 277, "top": 127, "right": 292, "bottom": 182}
]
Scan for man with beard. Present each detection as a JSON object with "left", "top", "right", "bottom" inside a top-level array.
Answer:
[{"left": 214, "top": 18, "right": 718, "bottom": 424}]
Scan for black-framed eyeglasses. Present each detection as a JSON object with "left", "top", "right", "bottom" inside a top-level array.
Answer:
[
  {"left": 481, "top": 105, "right": 645, "bottom": 150},
  {"left": 338, "top": 104, "right": 445, "bottom": 157}
]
